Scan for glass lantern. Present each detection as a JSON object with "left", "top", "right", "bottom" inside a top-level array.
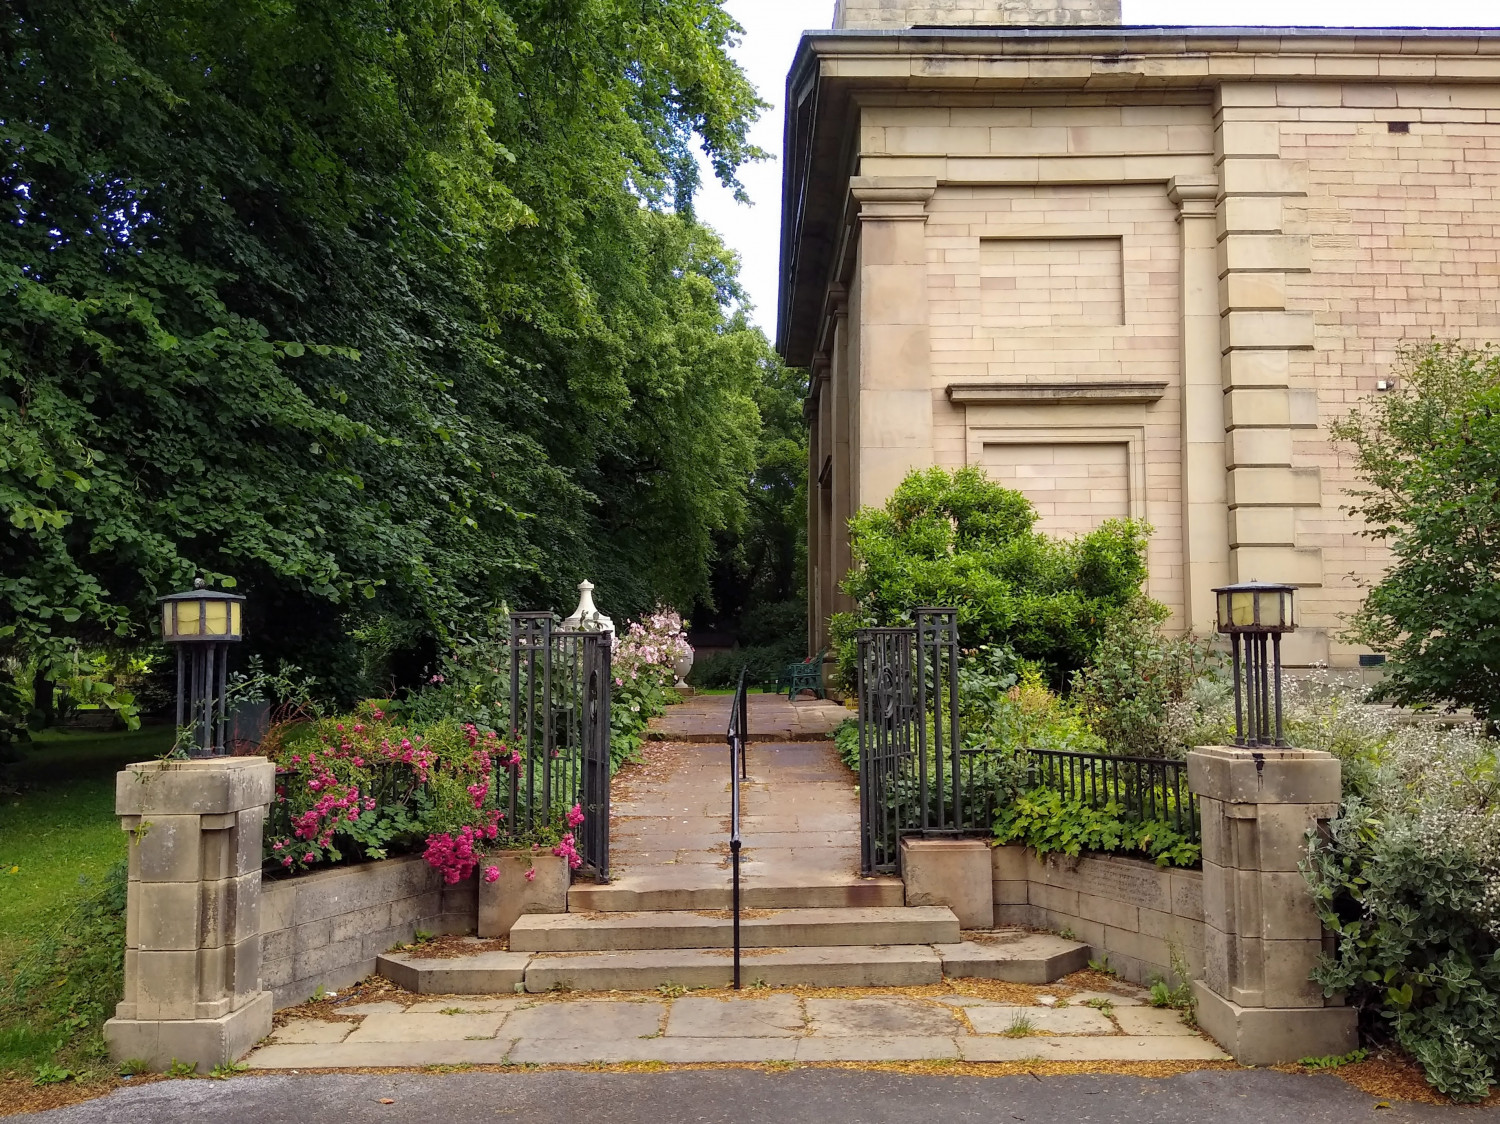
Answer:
[
  {"left": 158, "top": 580, "right": 245, "bottom": 756},
  {"left": 1213, "top": 581, "right": 1296, "bottom": 747}
]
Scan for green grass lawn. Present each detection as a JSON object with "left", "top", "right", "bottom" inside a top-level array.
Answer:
[{"left": 0, "top": 726, "right": 173, "bottom": 966}]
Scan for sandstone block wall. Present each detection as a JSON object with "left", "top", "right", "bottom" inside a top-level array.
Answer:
[
  {"left": 992, "top": 844, "right": 1204, "bottom": 987},
  {"left": 834, "top": 0, "right": 1122, "bottom": 28},
  {"left": 260, "top": 856, "right": 476, "bottom": 1008}
]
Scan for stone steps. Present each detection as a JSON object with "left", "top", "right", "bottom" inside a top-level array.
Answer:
[
  {"left": 375, "top": 931, "right": 1089, "bottom": 994},
  {"left": 567, "top": 877, "right": 905, "bottom": 913},
  {"left": 510, "top": 906, "right": 961, "bottom": 953}
]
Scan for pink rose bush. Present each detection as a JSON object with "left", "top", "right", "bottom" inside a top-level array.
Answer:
[
  {"left": 608, "top": 607, "right": 690, "bottom": 766},
  {"left": 264, "top": 701, "right": 582, "bottom": 881}
]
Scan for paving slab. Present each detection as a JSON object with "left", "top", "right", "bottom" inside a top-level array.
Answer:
[
  {"left": 401, "top": 997, "right": 535, "bottom": 1014},
  {"left": 1111, "top": 1006, "right": 1199, "bottom": 1035},
  {"left": 502, "top": 999, "right": 663, "bottom": 1041},
  {"left": 507, "top": 1037, "right": 797, "bottom": 1065},
  {"left": 959, "top": 1034, "right": 1229, "bottom": 1062},
  {"left": 331, "top": 1002, "right": 407, "bottom": 1016},
  {"left": 269, "top": 1019, "right": 356, "bottom": 1045},
  {"left": 794, "top": 1036, "right": 963, "bottom": 1062},
  {"left": 805, "top": 998, "right": 963, "bottom": 1037},
  {"left": 664, "top": 995, "right": 805, "bottom": 1037},
  {"left": 965, "top": 1006, "right": 1115, "bottom": 1036},
  {"left": 1066, "top": 989, "right": 1146, "bottom": 1007},
  {"left": 342, "top": 1013, "right": 509, "bottom": 1044},
  {"left": 244, "top": 1039, "right": 518, "bottom": 1069}
]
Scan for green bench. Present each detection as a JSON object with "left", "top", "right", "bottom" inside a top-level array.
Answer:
[{"left": 777, "top": 650, "right": 827, "bottom": 699}]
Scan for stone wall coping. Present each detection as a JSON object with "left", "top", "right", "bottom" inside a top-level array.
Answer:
[
  {"left": 116, "top": 757, "right": 274, "bottom": 817},
  {"left": 1187, "top": 745, "right": 1342, "bottom": 805}
]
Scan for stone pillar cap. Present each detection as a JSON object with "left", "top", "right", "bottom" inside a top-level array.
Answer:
[
  {"left": 117, "top": 756, "right": 275, "bottom": 817},
  {"left": 1187, "top": 745, "right": 1341, "bottom": 806}
]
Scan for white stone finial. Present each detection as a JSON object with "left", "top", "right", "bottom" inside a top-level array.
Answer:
[{"left": 562, "top": 579, "right": 614, "bottom": 634}]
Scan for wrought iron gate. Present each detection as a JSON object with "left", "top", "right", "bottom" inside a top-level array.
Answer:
[
  {"left": 855, "top": 606, "right": 987, "bottom": 874},
  {"left": 508, "top": 613, "right": 612, "bottom": 881}
]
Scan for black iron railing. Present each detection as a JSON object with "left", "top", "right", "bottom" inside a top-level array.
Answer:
[
  {"left": 1025, "top": 748, "right": 1200, "bottom": 841},
  {"left": 856, "top": 608, "right": 992, "bottom": 874},
  {"left": 725, "top": 667, "right": 749, "bottom": 989},
  {"left": 509, "top": 612, "right": 612, "bottom": 880}
]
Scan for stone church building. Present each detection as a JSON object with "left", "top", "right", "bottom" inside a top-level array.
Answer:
[{"left": 779, "top": 0, "right": 1500, "bottom": 667}]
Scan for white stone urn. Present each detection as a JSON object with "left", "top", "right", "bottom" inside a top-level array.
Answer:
[
  {"left": 561, "top": 579, "right": 614, "bottom": 634},
  {"left": 673, "top": 645, "right": 695, "bottom": 690}
]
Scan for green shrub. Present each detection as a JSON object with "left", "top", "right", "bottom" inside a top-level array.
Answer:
[
  {"left": 1070, "top": 601, "right": 1222, "bottom": 759},
  {"left": 1332, "top": 342, "right": 1500, "bottom": 720},
  {"left": 1301, "top": 700, "right": 1500, "bottom": 1102},
  {"left": 831, "top": 467, "right": 1151, "bottom": 688},
  {"left": 0, "top": 862, "right": 127, "bottom": 1077},
  {"left": 690, "top": 642, "right": 804, "bottom": 690},
  {"left": 994, "top": 788, "right": 1201, "bottom": 868},
  {"left": 833, "top": 717, "right": 859, "bottom": 772}
]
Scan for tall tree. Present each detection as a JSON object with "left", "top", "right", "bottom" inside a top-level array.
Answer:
[{"left": 1, "top": 0, "right": 767, "bottom": 695}]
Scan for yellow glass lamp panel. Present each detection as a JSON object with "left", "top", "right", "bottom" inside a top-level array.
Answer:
[
  {"left": 1229, "top": 590, "right": 1257, "bottom": 628},
  {"left": 230, "top": 602, "right": 242, "bottom": 636},
  {"left": 204, "top": 599, "right": 228, "bottom": 636},
  {"left": 161, "top": 604, "right": 175, "bottom": 638},
  {"left": 176, "top": 601, "right": 201, "bottom": 636}
]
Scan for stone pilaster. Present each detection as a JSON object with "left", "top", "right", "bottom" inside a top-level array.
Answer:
[
  {"left": 813, "top": 354, "right": 834, "bottom": 652},
  {"left": 107, "top": 757, "right": 274, "bottom": 1073},
  {"left": 850, "top": 176, "right": 936, "bottom": 512},
  {"left": 805, "top": 374, "right": 825, "bottom": 654},
  {"left": 830, "top": 287, "right": 855, "bottom": 618},
  {"left": 1215, "top": 89, "right": 1324, "bottom": 662},
  {"left": 1187, "top": 745, "right": 1356, "bottom": 1066},
  {"left": 1171, "top": 174, "right": 1230, "bottom": 637}
]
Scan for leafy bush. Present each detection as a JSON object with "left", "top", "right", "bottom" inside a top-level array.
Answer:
[
  {"left": 1332, "top": 342, "right": 1500, "bottom": 720},
  {"left": 689, "top": 642, "right": 805, "bottom": 690},
  {"left": 0, "top": 862, "right": 127, "bottom": 1078},
  {"left": 834, "top": 717, "right": 859, "bottom": 772},
  {"left": 831, "top": 467, "right": 1150, "bottom": 688},
  {"left": 1299, "top": 688, "right": 1500, "bottom": 1101},
  {"left": 609, "top": 608, "right": 690, "bottom": 767},
  {"left": 994, "top": 788, "right": 1200, "bottom": 868},
  {"left": 1070, "top": 602, "right": 1222, "bottom": 759}
]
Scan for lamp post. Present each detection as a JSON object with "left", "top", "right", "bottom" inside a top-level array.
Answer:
[
  {"left": 1213, "top": 581, "right": 1296, "bottom": 747},
  {"left": 158, "top": 579, "right": 245, "bottom": 756}
]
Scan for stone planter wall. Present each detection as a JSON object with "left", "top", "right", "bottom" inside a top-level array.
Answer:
[
  {"left": 992, "top": 844, "right": 1204, "bottom": 988},
  {"left": 260, "top": 855, "right": 477, "bottom": 1009}
]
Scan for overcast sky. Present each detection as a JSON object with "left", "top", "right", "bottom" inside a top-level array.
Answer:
[{"left": 693, "top": 0, "right": 1500, "bottom": 335}]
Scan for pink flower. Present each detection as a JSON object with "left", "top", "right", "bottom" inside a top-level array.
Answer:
[
  {"left": 567, "top": 804, "right": 585, "bottom": 829},
  {"left": 524, "top": 867, "right": 537, "bottom": 882},
  {"left": 303, "top": 852, "right": 315, "bottom": 863},
  {"left": 483, "top": 866, "right": 500, "bottom": 884},
  {"left": 372, "top": 708, "right": 385, "bottom": 720}
]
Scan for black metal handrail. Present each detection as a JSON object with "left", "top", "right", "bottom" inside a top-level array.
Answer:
[
  {"left": 1025, "top": 747, "right": 1200, "bottom": 841},
  {"left": 725, "top": 667, "right": 749, "bottom": 989}
]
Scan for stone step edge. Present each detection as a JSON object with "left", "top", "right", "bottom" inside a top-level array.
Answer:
[
  {"left": 567, "top": 881, "right": 906, "bottom": 912},
  {"left": 644, "top": 730, "right": 833, "bottom": 743},
  {"left": 376, "top": 936, "right": 1089, "bottom": 994},
  {"left": 510, "top": 905, "right": 962, "bottom": 952}
]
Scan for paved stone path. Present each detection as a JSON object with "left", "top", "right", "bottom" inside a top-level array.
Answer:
[
  {"left": 605, "top": 739, "right": 862, "bottom": 896},
  {"left": 648, "top": 692, "right": 848, "bottom": 743},
  {"left": 244, "top": 983, "right": 1227, "bottom": 1068},
  {"left": 19, "top": 1069, "right": 1497, "bottom": 1124}
]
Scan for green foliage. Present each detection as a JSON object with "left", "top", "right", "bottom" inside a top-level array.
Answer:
[
  {"left": 1298, "top": 1049, "right": 1369, "bottom": 1070},
  {"left": 994, "top": 788, "right": 1201, "bottom": 868},
  {"left": 834, "top": 717, "right": 860, "bottom": 772},
  {"left": 832, "top": 468, "right": 1150, "bottom": 688},
  {"left": 1301, "top": 702, "right": 1500, "bottom": 1102},
  {"left": 1331, "top": 342, "right": 1500, "bottom": 719},
  {"left": 0, "top": 862, "right": 127, "bottom": 1076},
  {"left": 1070, "top": 602, "right": 1222, "bottom": 759},
  {"left": 1, "top": 0, "right": 770, "bottom": 699}
]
